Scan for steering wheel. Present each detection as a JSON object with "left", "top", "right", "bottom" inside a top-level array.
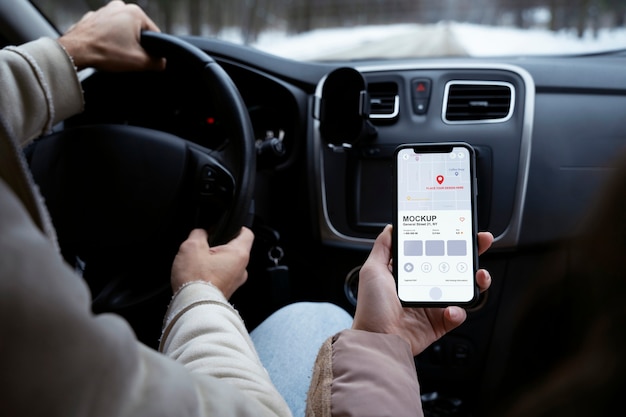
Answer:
[{"left": 27, "top": 32, "right": 256, "bottom": 313}]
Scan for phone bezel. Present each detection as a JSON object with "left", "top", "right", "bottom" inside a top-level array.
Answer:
[{"left": 392, "top": 142, "right": 480, "bottom": 307}]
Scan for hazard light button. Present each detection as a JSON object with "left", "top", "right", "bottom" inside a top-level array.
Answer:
[{"left": 411, "top": 78, "right": 431, "bottom": 115}]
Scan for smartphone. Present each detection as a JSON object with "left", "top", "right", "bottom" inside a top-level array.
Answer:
[{"left": 393, "top": 142, "right": 479, "bottom": 307}]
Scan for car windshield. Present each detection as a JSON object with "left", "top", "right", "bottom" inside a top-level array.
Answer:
[{"left": 31, "top": 0, "right": 626, "bottom": 60}]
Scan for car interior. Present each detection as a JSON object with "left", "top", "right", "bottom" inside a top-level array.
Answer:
[{"left": 4, "top": 0, "right": 626, "bottom": 415}]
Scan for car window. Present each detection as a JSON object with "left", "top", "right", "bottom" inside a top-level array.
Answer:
[{"left": 30, "top": 0, "right": 626, "bottom": 60}]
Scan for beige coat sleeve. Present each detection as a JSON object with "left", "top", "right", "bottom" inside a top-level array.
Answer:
[
  {"left": 0, "top": 37, "right": 84, "bottom": 144},
  {"left": 306, "top": 330, "right": 424, "bottom": 417},
  {"left": 0, "top": 37, "right": 84, "bottom": 239},
  {"left": 160, "top": 282, "right": 292, "bottom": 416}
]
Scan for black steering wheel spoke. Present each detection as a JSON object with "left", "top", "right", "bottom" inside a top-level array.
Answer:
[{"left": 187, "top": 144, "right": 236, "bottom": 232}]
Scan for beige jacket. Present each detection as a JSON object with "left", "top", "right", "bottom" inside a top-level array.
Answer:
[{"left": 0, "top": 36, "right": 424, "bottom": 417}]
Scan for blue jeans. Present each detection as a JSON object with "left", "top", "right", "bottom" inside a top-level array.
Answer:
[{"left": 250, "top": 302, "right": 353, "bottom": 417}]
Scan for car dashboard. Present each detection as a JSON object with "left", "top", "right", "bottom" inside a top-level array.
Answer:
[{"left": 314, "top": 62, "right": 531, "bottom": 250}]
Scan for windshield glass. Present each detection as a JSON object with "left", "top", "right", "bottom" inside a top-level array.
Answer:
[{"left": 31, "top": 0, "right": 626, "bottom": 60}]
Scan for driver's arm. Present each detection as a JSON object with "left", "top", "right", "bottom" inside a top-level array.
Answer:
[
  {"left": 56, "top": 0, "right": 165, "bottom": 73},
  {"left": 0, "top": 0, "right": 164, "bottom": 146},
  {"left": 0, "top": 38, "right": 84, "bottom": 144},
  {"left": 0, "top": 180, "right": 290, "bottom": 416},
  {"left": 160, "top": 228, "right": 292, "bottom": 415}
]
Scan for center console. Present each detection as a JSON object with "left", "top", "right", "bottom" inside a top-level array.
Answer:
[{"left": 311, "top": 63, "right": 535, "bottom": 251}]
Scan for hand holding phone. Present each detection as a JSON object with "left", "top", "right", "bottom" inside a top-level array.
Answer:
[{"left": 393, "top": 142, "right": 479, "bottom": 307}]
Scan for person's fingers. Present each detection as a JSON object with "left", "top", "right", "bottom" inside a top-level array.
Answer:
[
  {"left": 476, "top": 268, "right": 492, "bottom": 293},
  {"left": 188, "top": 227, "right": 255, "bottom": 252},
  {"left": 477, "top": 231, "right": 494, "bottom": 256},
  {"left": 142, "top": 55, "right": 167, "bottom": 71},
  {"left": 443, "top": 306, "right": 467, "bottom": 331},
  {"left": 140, "top": 13, "right": 161, "bottom": 33},
  {"left": 123, "top": 2, "right": 165, "bottom": 70},
  {"left": 372, "top": 224, "right": 393, "bottom": 262},
  {"left": 187, "top": 228, "right": 209, "bottom": 244},
  {"left": 228, "top": 227, "right": 255, "bottom": 252}
]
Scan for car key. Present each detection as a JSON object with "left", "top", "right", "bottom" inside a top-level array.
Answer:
[{"left": 267, "top": 245, "right": 290, "bottom": 306}]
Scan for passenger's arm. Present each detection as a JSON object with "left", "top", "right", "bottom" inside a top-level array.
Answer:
[
  {"left": 306, "top": 329, "right": 423, "bottom": 417},
  {"left": 352, "top": 225, "right": 493, "bottom": 356},
  {"left": 306, "top": 225, "right": 493, "bottom": 416}
]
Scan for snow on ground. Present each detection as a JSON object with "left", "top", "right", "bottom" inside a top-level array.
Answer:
[
  {"left": 252, "top": 24, "right": 421, "bottom": 60},
  {"left": 251, "top": 22, "right": 626, "bottom": 60},
  {"left": 452, "top": 22, "right": 626, "bottom": 56}
]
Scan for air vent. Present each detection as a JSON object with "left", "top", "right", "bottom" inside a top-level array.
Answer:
[
  {"left": 368, "top": 82, "right": 399, "bottom": 120},
  {"left": 443, "top": 81, "right": 514, "bottom": 124}
]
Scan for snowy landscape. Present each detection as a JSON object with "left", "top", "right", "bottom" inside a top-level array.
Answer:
[{"left": 249, "top": 22, "right": 626, "bottom": 60}]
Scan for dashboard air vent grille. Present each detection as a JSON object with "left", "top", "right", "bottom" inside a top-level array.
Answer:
[
  {"left": 368, "top": 82, "right": 399, "bottom": 120},
  {"left": 443, "top": 81, "right": 514, "bottom": 124}
]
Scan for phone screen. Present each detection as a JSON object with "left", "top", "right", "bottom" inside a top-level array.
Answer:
[{"left": 393, "top": 143, "right": 478, "bottom": 306}]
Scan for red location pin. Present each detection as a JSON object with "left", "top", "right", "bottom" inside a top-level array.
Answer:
[{"left": 436, "top": 175, "right": 444, "bottom": 184}]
